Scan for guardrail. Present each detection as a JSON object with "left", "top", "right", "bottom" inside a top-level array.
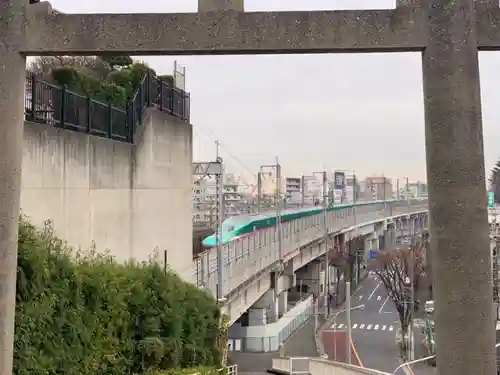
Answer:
[{"left": 271, "top": 357, "right": 391, "bottom": 375}]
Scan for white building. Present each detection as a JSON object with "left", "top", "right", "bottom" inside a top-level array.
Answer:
[{"left": 285, "top": 177, "right": 302, "bottom": 205}]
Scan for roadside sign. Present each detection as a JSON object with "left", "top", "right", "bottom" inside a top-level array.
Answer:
[
  {"left": 369, "top": 249, "right": 377, "bottom": 259},
  {"left": 488, "top": 190, "right": 495, "bottom": 207}
]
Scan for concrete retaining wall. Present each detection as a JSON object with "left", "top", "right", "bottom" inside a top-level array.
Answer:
[{"left": 21, "top": 108, "right": 193, "bottom": 281}]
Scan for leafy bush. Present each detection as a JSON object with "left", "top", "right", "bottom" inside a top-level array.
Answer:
[
  {"left": 48, "top": 58, "right": 158, "bottom": 110},
  {"left": 14, "top": 218, "right": 223, "bottom": 375}
]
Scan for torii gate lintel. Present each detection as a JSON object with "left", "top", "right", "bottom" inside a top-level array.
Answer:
[{"left": 0, "top": 0, "right": 498, "bottom": 374}]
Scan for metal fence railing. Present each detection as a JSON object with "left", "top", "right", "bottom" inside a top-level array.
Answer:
[
  {"left": 228, "top": 296, "right": 315, "bottom": 352},
  {"left": 24, "top": 69, "right": 190, "bottom": 144}
]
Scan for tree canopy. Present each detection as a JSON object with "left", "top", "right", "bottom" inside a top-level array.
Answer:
[
  {"left": 369, "top": 236, "right": 427, "bottom": 335},
  {"left": 29, "top": 56, "right": 174, "bottom": 109}
]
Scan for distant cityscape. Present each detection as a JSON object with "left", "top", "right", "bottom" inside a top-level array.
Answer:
[{"left": 192, "top": 170, "right": 427, "bottom": 229}]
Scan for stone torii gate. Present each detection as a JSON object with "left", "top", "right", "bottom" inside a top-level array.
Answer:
[{"left": 0, "top": 0, "right": 497, "bottom": 373}]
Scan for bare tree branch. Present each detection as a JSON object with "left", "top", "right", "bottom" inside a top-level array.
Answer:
[{"left": 369, "top": 236, "right": 427, "bottom": 332}]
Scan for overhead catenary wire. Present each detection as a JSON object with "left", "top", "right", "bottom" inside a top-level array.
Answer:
[{"left": 192, "top": 124, "right": 257, "bottom": 185}]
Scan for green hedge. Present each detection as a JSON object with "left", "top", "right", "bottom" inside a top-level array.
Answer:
[{"left": 14, "top": 218, "right": 223, "bottom": 375}]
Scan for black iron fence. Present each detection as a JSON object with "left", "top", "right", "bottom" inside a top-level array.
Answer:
[{"left": 24, "top": 70, "right": 191, "bottom": 143}]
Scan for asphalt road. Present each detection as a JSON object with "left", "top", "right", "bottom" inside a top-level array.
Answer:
[{"left": 329, "top": 271, "right": 402, "bottom": 373}]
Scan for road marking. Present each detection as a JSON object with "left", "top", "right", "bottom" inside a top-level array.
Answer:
[
  {"left": 350, "top": 336, "right": 364, "bottom": 368},
  {"left": 382, "top": 325, "right": 387, "bottom": 331},
  {"left": 368, "top": 282, "right": 381, "bottom": 300},
  {"left": 337, "top": 324, "right": 344, "bottom": 329},
  {"left": 374, "top": 324, "right": 379, "bottom": 330},
  {"left": 352, "top": 324, "right": 358, "bottom": 329},
  {"left": 389, "top": 326, "right": 394, "bottom": 331},
  {"left": 377, "top": 295, "right": 382, "bottom": 300},
  {"left": 360, "top": 324, "right": 365, "bottom": 329},
  {"left": 359, "top": 295, "right": 363, "bottom": 300},
  {"left": 379, "top": 296, "right": 390, "bottom": 314},
  {"left": 367, "top": 324, "right": 372, "bottom": 330}
]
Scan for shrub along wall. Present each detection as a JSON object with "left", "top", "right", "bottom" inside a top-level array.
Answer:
[{"left": 14, "top": 218, "right": 223, "bottom": 375}]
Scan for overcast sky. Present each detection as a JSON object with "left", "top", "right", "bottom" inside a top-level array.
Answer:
[{"left": 48, "top": 0, "right": 500, "bottom": 186}]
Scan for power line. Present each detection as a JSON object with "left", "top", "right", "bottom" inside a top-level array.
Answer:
[{"left": 192, "top": 124, "right": 257, "bottom": 184}]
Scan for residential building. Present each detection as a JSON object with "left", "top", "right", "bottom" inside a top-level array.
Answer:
[
  {"left": 285, "top": 177, "right": 302, "bottom": 205},
  {"left": 363, "top": 176, "right": 393, "bottom": 201},
  {"left": 192, "top": 173, "right": 249, "bottom": 228}
]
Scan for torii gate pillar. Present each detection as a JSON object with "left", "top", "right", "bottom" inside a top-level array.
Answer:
[
  {"left": 422, "top": 1, "right": 495, "bottom": 373},
  {"left": 0, "top": 1, "right": 28, "bottom": 374}
]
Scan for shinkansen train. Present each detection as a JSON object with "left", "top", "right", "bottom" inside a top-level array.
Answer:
[{"left": 202, "top": 199, "right": 414, "bottom": 247}]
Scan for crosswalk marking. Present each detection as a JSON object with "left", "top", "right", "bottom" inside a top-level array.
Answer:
[{"left": 331, "top": 323, "right": 395, "bottom": 332}]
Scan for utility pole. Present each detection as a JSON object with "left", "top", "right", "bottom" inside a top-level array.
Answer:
[
  {"left": 405, "top": 176, "right": 410, "bottom": 209},
  {"left": 353, "top": 171, "right": 361, "bottom": 284},
  {"left": 260, "top": 161, "right": 283, "bottom": 260},
  {"left": 383, "top": 176, "right": 386, "bottom": 201},
  {"left": 276, "top": 157, "right": 283, "bottom": 260},
  {"left": 257, "top": 172, "right": 262, "bottom": 213},
  {"left": 215, "top": 156, "right": 225, "bottom": 302},
  {"left": 214, "top": 140, "right": 225, "bottom": 301},
  {"left": 301, "top": 175, "right": 305, "bottom": 208},
  {"left": 406, "top": 175, "right": 415, "bottom": 361},
  {"left": 396, "top": 178, "right": 400, "bottom": 199},
  {"left": 322, "top": 170, "right": 329, "bottom": 318},
  {"left": 353, "top": 171, "right": 357, "bottom": 207}
]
